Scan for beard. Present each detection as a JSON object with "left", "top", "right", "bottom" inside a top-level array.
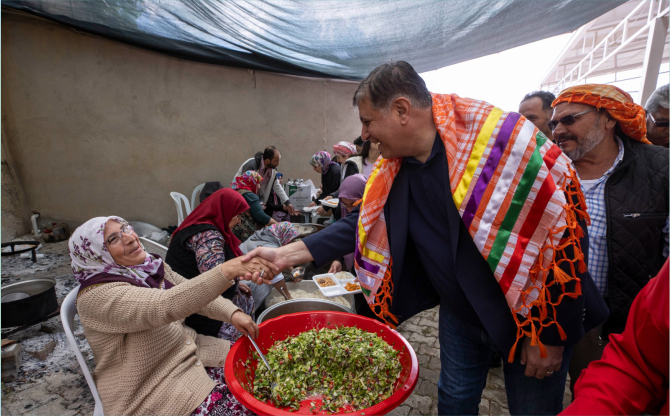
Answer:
[{"left": 562, "top": 125, "right": 606, "bottom": 161}]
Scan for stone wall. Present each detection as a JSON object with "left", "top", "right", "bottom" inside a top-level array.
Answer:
[{"left": 1, "top": 11, "right": 362, "bottom": 229}]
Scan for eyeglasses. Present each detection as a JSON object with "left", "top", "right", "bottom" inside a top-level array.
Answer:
[
  {"left": 340, "top": 200, "right": 356, "bottom": 210},
  {"left": 105, "top": 224, "right": 134, "bottom": 247},
  {"left": 647, "top": 112, "right": 669, "bottom": 128},
  {"left": 547, "top": 109, "right": 597, "bottom": 132}
]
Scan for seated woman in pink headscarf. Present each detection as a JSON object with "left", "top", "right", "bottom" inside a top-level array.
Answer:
[
  {"left": 70, "top": 215, "right": 275, "bottom": 416},
  {"left": 318, "top": 141, "right": 364, "bottom": 217}
]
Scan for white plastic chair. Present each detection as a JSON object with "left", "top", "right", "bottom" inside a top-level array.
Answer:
[
  {"left": 170, "top": 192, "right": 191, "bottom": 225},
  {"left": 61, "top": 286, "right": 105, "bottom": 416},
  {"left": 191, "top": 183, "right": 205, "bottom": 212},
  {"left": 139, "top": 237, "right": 168, "bottom": 259}
]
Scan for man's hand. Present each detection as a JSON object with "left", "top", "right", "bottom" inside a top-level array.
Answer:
[
  {"left": 308, "top": 202, "right": 317, "bottom": 208},
  {"left": 316, "top": 206, "right": 328, "bottom": 216},
  {"left": 328, "top": 261, "right": 342, "bottom": 273},
  {"left": 221, "top": 256, "right": 280, "bottom": 283},
  {"left": 324, "top": 196, "right": 333, "bottom": 201},
  {"left": 241, "top": 241, "right": 314, "bottom": 284},
  {"left": 231, "top": 310, "right": 259, "bottom": 339},
  {"left": 520, "top": 337, "right": 563, "bottom": 379}
]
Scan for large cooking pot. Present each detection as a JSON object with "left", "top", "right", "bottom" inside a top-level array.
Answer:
[
  {"left": 258, "top": 299, "right": 352, "bottom": 323},
  {"left": 1, "top": 278, "right": 58, "bottom": 327}
]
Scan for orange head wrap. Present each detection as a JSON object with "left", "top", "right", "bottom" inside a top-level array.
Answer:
[{"left": 553, "top": 84, "right": 650, "bottom": 144}]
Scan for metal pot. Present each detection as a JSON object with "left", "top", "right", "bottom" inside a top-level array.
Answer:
[
  {"left": 42, "top": 223, "right": 70, "bottom": 243},
  {"left": 257, "top": 298, "right": 352, "bottom": 323},
  {"left": 1, "top": 278, "right": 58, "bottom": 327}
]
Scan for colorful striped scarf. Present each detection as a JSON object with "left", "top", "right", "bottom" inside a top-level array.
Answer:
[{"left": 355, "top": 93, "right": 588, "bottom": 360}]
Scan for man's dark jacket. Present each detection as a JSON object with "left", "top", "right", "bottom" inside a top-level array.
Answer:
[
  {"left": 304, "top": 162, "right": 608, "bottom": 356},
  {"left": 603, "top": 136, "right": 668, "bottom": 336}
]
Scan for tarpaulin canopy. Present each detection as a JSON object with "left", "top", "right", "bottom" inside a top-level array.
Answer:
[{"left": 2, "top": 0, "right": 626, "bottom": 80}]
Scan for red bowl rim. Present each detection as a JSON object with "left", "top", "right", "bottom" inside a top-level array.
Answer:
[{"left": 224, "top": 311, "right": 419, "bottom": 415}]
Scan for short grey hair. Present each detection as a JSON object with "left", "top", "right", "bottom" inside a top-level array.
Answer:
[
  {"left": 353, "top": 61, "right": 432, "bottom": 111},
  {"left": 645, "top": 84, "right": 669, "bottom": 113}
]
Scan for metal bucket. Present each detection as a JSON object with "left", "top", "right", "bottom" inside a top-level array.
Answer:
[
  {"left": 1, "top": 278, "right": 58, "bottom": 327},
  {"left": 257, "top": 298, "right": 352, "bottom": 323}
]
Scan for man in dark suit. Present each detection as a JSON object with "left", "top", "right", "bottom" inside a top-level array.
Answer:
[{"left": 244, "top": 62, "right": 608, "bottom": 415}]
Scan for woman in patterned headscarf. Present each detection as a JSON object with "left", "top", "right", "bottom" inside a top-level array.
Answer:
[
  {"left": 333, "top": 141, "right": 363, "bottom": 183},
  {"left": 230, "top": 170, "right": 277, "bottom": 241},
  {"left": 308, "top": 151, "right": 341, "bottom": 208},
  {"left": 71, "top": 215, "right": 272, "bottom": 416},
  {"left": 239, "top": 222, "right": 301, "bottom": 309}
]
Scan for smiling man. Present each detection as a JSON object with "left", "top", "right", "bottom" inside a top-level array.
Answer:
[
  {"left": 549, "top": 84, "right": 669, "bottom": 397},
  {"left": 244, "top": 62, "right": 608, "bottom": 415}
]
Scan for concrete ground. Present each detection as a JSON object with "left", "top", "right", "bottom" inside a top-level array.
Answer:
[
  {"left": 1, "top": 240, "right": 571, "bottom": 416},
  {"left": 388, "top": 306, "right": 572, "bottom": 416}
]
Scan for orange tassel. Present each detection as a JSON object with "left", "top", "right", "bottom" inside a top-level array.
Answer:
[
  {"left": 537, "top": 339, "right": 548, "bottom": 358},
  {"left": 578, "top": 258, "right": 587, "bottom": 274},
  {"left": 556, "top": 323, "right": 567, "bottom": 341},
  {"left": 552, "top": 265, "right": 573, "bottom": 284},
  {"left": 530, "top": 324, "right": 537, "bottom": 346}
]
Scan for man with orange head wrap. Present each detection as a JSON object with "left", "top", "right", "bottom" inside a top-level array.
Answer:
[{"left": 550, "top": 84, "right": 669, "bottom": 397}]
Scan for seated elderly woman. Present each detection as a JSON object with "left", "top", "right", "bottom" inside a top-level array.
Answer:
[
  {"left": 166, "top": 188, "right": 258, "bottom": 343},
  {"left": 231, "top": 171, "right": 277, "bottom": 241},
  {"left": 70, "top": 215, "right": 276, "bottom": 416},
  {"left": 239, "top": 222, "right": 301, "bottom": 309}
]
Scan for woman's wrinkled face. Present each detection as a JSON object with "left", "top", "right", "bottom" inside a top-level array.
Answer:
[
  {"left": 312, "top": 165, "right": 322, "bottom": 174},
  {"left": 256, "top": 183, "right": 261, "bottom": 194},
  {"left": 104, "top": 219, "right": 146, "bottom": 266}
]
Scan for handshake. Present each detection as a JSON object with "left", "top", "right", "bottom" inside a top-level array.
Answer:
[{"left": 223, "top": 241, "right": 313, "bottom": 284}]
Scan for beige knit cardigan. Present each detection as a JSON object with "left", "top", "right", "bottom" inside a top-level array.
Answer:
[{"left": 77, "top": 264, "right": 241, "bottom": 416}]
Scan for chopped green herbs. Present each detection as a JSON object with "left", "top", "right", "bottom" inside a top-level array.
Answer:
[{"left": 247, "top": 326, "right": 402, "bottom": 413}]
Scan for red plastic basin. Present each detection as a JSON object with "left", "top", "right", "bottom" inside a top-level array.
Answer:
[{"left": 224, "top": 311, "right": 419, "bottom": 415}]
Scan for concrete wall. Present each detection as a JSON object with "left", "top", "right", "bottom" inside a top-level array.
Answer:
[
  {"left": 1, "top": 128, "right": 29, "bottom": 241},
  {"left": 1, "top": 11, "right": 362, "bottom": 229}
]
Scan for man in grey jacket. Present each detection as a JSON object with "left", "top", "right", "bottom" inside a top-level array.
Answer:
[{"left": 234, "top": 146, "right": 296, "bottom": 216}]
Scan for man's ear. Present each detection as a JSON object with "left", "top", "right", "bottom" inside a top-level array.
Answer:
[
  {"left": 604, "top": 113, "right": 617, "bottom": 131},
  {"left": 393, "top": 97, "right": 412, "bottom": 126}
]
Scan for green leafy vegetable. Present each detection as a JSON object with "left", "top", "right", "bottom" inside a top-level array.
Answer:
[{"left": 247, "top": 326, "right": 402, "bottom": 413}]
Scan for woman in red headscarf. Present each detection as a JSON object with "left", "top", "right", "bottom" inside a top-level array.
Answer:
[{"left": 166, "top": 188, "right": 257, "bottom": 343}]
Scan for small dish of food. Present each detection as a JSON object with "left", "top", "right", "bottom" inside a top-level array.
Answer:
[
  {"left": 334, "top": 271, "right": 356, "bottom": 280},
  {"left": 315, "top": 276, "right": 336, "bottom": 287},
  {"left": 291, "top": 267, "right": 305, "bottom": 281},
  {"left": 313, "top": 273, "right": 362, "bottom": 297},
  {"left": 320, "top": 198, "right": 339, "bottom": 208}
]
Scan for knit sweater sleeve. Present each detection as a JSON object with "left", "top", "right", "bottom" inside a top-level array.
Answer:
[
  {"left": 164, "top": 264, "right": 241, "bottom": 323},
  {"left": 78, "top": 266, "right": 239, "bottom": 334}
]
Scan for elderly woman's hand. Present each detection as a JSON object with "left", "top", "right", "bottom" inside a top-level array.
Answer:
[
  {"left": 231, "top": 311, "right": 259, "bottom": 339},
  {"left": 220, "top": 256, "right": 279, "bottom": 283}
]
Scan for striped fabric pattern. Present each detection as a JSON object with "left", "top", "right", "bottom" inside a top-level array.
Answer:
[{"left": 355, "top": 93, "right": 574, "bottom": 314}]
